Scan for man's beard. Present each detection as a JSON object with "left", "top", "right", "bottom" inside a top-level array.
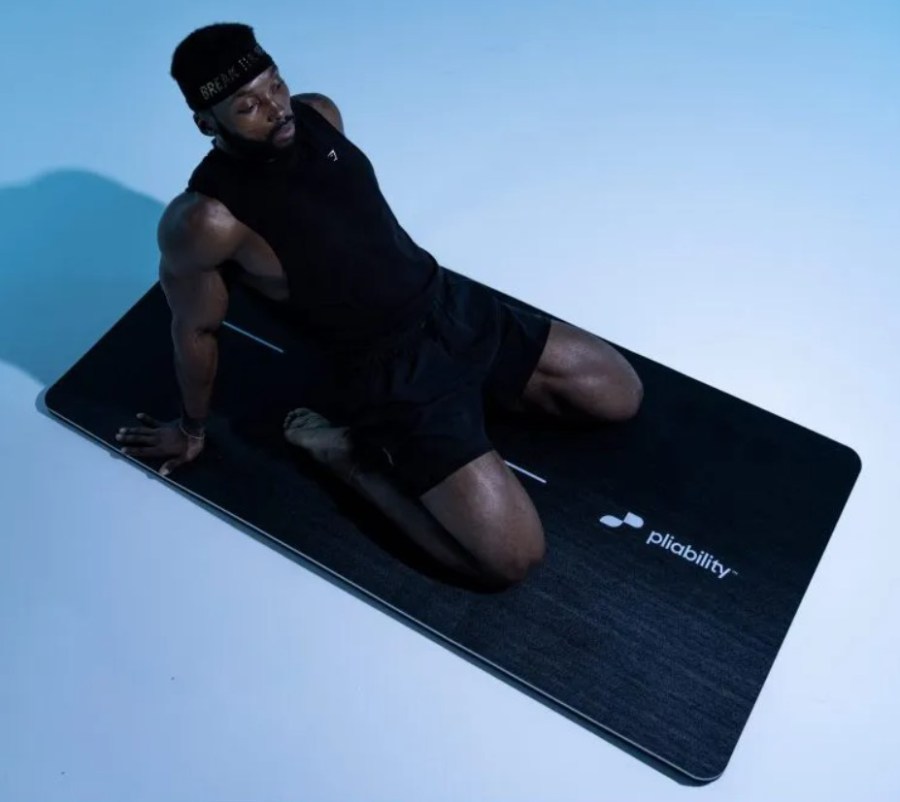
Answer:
[{"left": 211, "top": 112, "right": 294, "bottom": 163}]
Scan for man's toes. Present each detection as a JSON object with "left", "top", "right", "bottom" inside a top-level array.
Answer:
[
  {"left": 283, "top": 407, "right": 331, "bottom": 431},
  {"left": 283, "top": 407, "right": 351, "bottom": 453},
  {"left": 283, "top": 407, "right": 311, "bottom": 429}
]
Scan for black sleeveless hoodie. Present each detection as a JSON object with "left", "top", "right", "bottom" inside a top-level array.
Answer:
[{"left": 185, "top": 97, "right": 442, "bottom": 351}]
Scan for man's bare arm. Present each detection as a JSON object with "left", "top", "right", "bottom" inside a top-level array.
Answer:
[{"left": 157, "top": 197, "right": 243, "bottom": 432}]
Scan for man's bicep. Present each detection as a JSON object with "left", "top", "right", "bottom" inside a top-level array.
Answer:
[
  {"left": 157, "top": 199, "right": 239, "bottom": 333},
  {"left": 159, "top": 257, "right": 229, "bottom": 334}
]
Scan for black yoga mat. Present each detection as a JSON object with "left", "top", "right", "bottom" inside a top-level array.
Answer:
[{"left": 44, "top": 269, "right": 861, "bottom": 782}]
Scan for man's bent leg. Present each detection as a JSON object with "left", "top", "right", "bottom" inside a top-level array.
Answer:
[
  {"left": 347, "top": 464, "right": 501, "bottom": 587},
  {"left": 419, "top": 450, "right": 546, "bottom": 586},
  {"left": 284, "top": 408, "right": 515, "bottom": 590},
  {"left": 518, "top": 320, "right": 644, "bottom": 421}
]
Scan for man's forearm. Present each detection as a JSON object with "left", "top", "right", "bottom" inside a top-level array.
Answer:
[{"left": 172, "top": 328, "right": 218, "bottom": 428}]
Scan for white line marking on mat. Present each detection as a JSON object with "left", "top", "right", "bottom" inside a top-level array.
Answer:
[
  {"left": 505, "top": 461, "right": 547, "bottom": 484},
  {"left": 222, "top": 321, "right": 285, "bottom": 354}
]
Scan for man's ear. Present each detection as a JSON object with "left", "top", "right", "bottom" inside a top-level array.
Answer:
[{"left": 193, "top": 112, "right": 215, "bottom": 137}]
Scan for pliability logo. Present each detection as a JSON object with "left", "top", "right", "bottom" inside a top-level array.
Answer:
[{"left": 598, "top": 511, "right": 738, "bottom": 580}]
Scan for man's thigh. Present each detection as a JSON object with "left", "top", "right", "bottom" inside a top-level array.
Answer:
[
  {"left": 419, "top": 449, "right": 545, "bottom": 579},
  {"left": 517, "top": 319, "right": 644, "bottom": 420}
]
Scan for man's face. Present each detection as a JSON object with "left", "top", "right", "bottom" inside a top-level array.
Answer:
[{"left": 197, "top": 65, "right": 295, "bottom": 160}]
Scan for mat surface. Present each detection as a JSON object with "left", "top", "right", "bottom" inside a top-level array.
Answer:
[{"left": 45, "top": 269, "right": 861, "bottom": 782}]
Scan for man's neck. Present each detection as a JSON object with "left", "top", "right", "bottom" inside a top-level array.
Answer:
[{"left": 213, "top": 138, "right": 280, "bottom": 163}]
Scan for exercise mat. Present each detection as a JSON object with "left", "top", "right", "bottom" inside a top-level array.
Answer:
[{"left": 44, "top": 268, "right": 861, "bottom": 782}]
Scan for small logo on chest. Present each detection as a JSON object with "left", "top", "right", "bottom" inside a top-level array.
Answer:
[{"left": 327, "top": 148, "right": 338, "bottom": 161}]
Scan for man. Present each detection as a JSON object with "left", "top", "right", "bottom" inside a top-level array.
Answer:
[{"left": 116, "top": 22, "right": 644, "bottom": 591}]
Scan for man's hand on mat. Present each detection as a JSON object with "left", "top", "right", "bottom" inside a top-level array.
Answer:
[{"left": 115, "top": 413, "right": 205, "bottom": 476}]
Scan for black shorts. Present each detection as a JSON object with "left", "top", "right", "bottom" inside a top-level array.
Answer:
[{"left": 328, "top": 269, "right": 553, "bottom": 497}]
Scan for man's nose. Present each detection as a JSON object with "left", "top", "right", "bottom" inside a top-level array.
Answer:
[{"left": 267, "top": 100, "right": 288, "bottom": 121}]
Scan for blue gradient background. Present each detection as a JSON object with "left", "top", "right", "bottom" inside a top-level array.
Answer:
[{"left": 2, "top": 1, "right": 898, "bottom": 799}]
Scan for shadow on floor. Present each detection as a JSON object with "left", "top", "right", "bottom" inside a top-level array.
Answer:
[{"left": 0, "top": 168, "right": 163, "bottom": 386}]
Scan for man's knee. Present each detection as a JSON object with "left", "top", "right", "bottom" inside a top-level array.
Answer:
[
  {"left": 606, "top": 371, "right": 643, "bottom": 420},
  {"left": 485, "top": 546, "right": 544, "bottom": 587},
  {"left": 470, "top": 509, "right": 546, "bottom": 588},
  {"left": 567, "top": 354, "right": 644, "bottom": 422}
]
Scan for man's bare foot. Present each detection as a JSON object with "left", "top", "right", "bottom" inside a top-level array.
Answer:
[{"left": 283, "top": 407, "right": 359, "bottom": 483}]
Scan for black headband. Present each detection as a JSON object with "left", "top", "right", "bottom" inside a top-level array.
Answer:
[{"left": 180, "top": 42, "right": 275, "bottom": 111}]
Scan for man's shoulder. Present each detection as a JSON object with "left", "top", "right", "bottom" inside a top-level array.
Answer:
[
  {"left": 292, "top": 92, "right": 344, "bottom": 134},
  {"left": 158, "top": 192, "right": 243, "bottom": 269},
  {"left": 159, "top": 192, "right": 233, "bottom": 243}
]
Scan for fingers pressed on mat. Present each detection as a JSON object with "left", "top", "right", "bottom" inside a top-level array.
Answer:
[
  {"left": 121, "top": 446, "right": 160, "bottom": 456},
  {"left": 117, "top": 433, "right": 155, "bottom": 444}
]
